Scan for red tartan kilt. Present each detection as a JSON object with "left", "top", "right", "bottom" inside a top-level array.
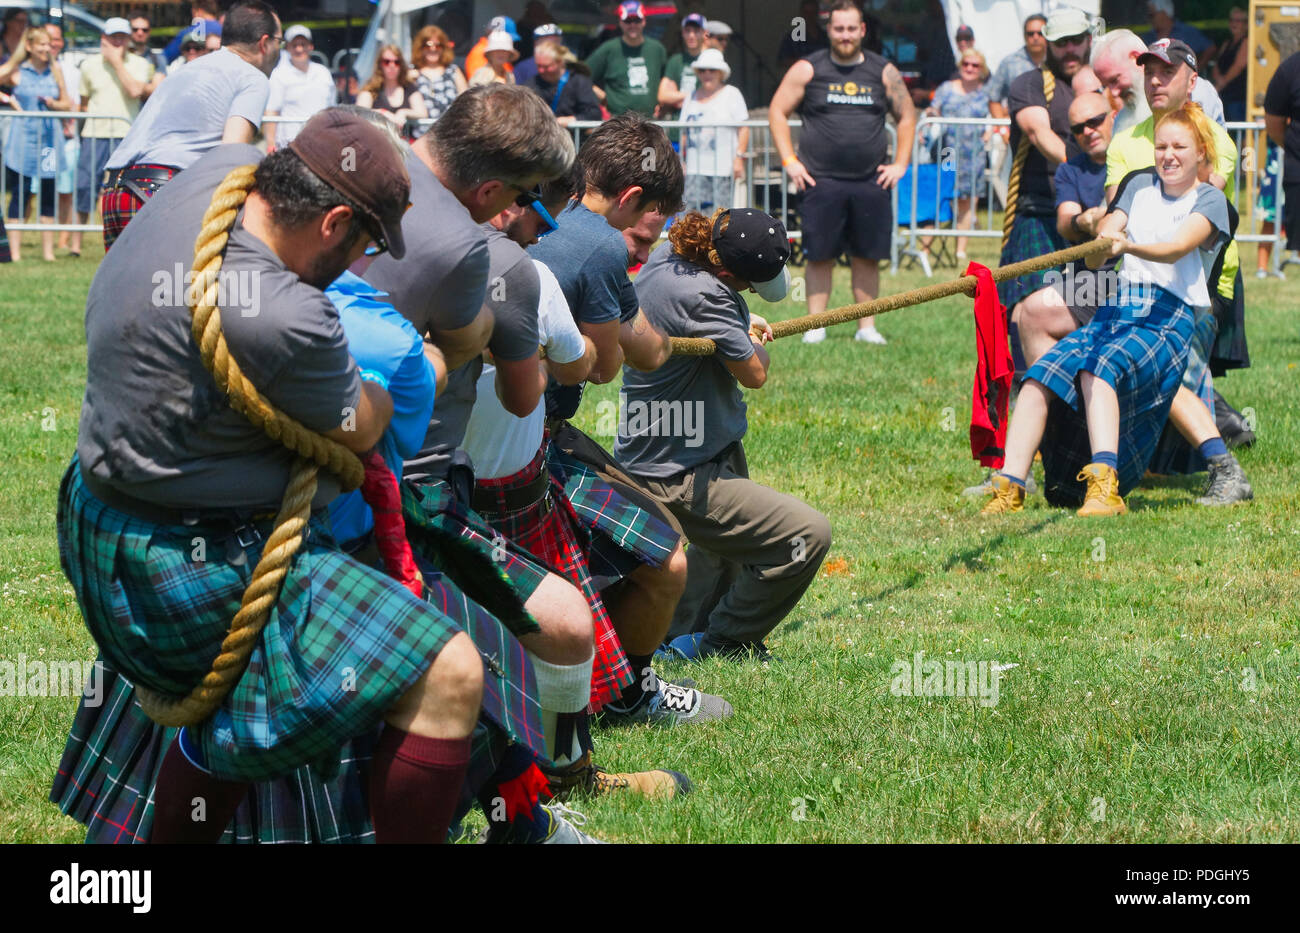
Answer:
[
  {"left": 100, "top": 164, "right": 177, "bottom": 250},
  {"left": 474, "top": 443, "right": 634, "bottom": 711}
]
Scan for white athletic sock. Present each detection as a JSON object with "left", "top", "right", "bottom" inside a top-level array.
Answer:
[{"left": 528, "top": 651, "right": 594, "bottom": 764}]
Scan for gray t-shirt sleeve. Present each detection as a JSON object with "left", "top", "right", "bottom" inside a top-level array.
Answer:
[
  {"left": 487, "top": 252, "right": 541, "bottom": 362},
  {"left": 230, "top": 69, "right": 271, "bottom": 129},
  {"left": 220, "top": 250, "right": 361, "bottom": 431},
  {"left": 1192, "top": 182, "right": 1231, "bottom": 249},
  {"left": 690, "top": 288, "right": 755, "bottom": 362},
  {"left": 1111, "top": 169, "right": 1154, "bottom": 216},
  {"left": 575, "top": 236, "right": 633, "bottom": 325}
]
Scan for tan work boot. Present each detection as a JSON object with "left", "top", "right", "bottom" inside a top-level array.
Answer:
[
  {"left": 980, "top": 474, "right": 1025, "bottom": 514},
  {"left": 1076, "top": 463, "right": 1127, "bottom": 517},
  {"left": 544, "top": 751, "right": 692, "bottom": 801}
]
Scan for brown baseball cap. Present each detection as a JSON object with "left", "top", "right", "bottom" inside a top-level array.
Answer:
[{"left": 288, "top": 109, "right": 411, "bottom": 260}]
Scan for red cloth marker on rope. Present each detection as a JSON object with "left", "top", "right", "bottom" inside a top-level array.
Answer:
[{"left": 966, "top": 261, "right": 1012, "bottom": 469}]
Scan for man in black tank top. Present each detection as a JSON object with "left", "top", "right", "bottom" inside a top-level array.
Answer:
[{"left": 770, "top": 0, "right": 916, "bottom": 346}]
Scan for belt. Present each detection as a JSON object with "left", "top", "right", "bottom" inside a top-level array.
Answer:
[
  {"left": 471, "top": 464, "right": 552, "bottom": 515},
  {"left": 102, "top": 163, "right": 178, "bottom": 202},
  {"left": 80, "top": 464, "right": 279, "bottom": 530}
]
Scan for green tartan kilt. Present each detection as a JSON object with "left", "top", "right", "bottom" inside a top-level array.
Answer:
[{"left": 58, "top": 458, "right": 460, "bottom": 783}]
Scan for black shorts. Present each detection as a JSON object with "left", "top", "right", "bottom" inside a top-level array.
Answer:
[
  {"left": 1284, "top": 183, "right": 1300, "bottom": 251},
  {"left": 799, "top": 174, "right": 893, "bottom": 262}
]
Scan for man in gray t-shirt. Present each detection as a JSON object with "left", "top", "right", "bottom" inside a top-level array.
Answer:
[
  {"left": 79, "top": 144, "right": 360, "bottom": 511},
  {"left": 100, "top": 2, "right": 283, "bottom": 249}
]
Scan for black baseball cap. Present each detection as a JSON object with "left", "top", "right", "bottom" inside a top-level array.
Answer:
[
  {"left": 1137, "top": 38, "right": 1196, "bottom": 70},
  {"left": 713, "top": 209, "right": 791, "bottom": 302}
]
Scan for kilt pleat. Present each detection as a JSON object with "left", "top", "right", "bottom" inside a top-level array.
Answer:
[
  {"left": 473, "top": 444, "right": 634, "bottom": 711},
  {"left": 997, "top": 213, "right": 1068, "bottom": 313}
]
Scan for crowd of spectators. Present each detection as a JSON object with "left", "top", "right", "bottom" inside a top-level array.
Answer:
[{"left": 0, "top": 1, "right": 1296, "bottom": 264}]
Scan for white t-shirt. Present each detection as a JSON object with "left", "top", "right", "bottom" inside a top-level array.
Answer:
[
  {"left": 266, "top": 59, "right": 337, "bottom": 146},
  {"left": 463, "top": 260, "right": 586, "bottom": 479},
  {"left": 681, "top": 84, "right": 748, "bottom": 178},
  {"left": 1113, "top": 172, "right": 1230, "bottom": 309}
]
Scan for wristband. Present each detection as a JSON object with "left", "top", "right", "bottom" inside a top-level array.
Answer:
[
  {"left": 782, "top": 156, "right": 799, "bottom": 167},
  {"left": 359, "top": 368, "right": 389, "bottom": 391}
]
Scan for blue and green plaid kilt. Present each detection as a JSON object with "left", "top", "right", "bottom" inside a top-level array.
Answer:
[
  {"left": 51, "top": 664, "right": 506, "bottom": 843},
  {"left": 545, "top": 421, "right": 680, "bottom": 591},
  {"left": 58, "top": 458, "right": 461, "bottom": 784},
  {"left": 1029, "top": 285, "right": 1196, "bottom": 503},
  {"left": 998, "top": 213, "right": 1068, "bottom": 314}
]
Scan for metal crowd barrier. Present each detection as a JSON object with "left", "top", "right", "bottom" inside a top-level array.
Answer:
[
  {"left": 1, "top": 111, "right": 133, "bottom": 233},
  {"left": 1225, "top": 120, "right": 1291, "bottom": 279}
]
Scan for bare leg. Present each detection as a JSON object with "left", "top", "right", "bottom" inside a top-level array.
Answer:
[
  {"left": 956, "top": 196, "right": 973, "bottom": 256},
  {"left": 1000, "top": 379, "right": 1052, "bottom": 480},
  {"left": 805, "top": 258, "right": 834, "bottom": 319},
  {"left": 1012, "top": 286, "right": 1078, "bottom": 368},
  {"left": 1167, "top": 386, "right": 1220, "bottom": 447},
  {"left": 602, "top": 540, "right": 687, "bottom": 655},
  {"left": 384, "top": 631, "right": 484, "bottom": 737},
  {"left": 1258, "top": 221, "right": 1274, "bottom": 272},
  {"left": 41, "top": 216, "right": 56, "bottom": 261},
  {"left": 1079, "top": 371, "right": 1120, "bottom": 456},
  {"left": 71, "top": 210, "right": 86, "bottom": 255},
  {"left": 849, "top": 255, "right": 880, "bottom": 332},
  {"left": 516, "top": 571, "right": 595, "bottom": 664}
]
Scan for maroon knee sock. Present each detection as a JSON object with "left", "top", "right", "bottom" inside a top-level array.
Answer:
[
  {"left": 370, "top": 726, "right": 472, "bottom": 844},
  {"left": 150, "top": 738, "right": 250, "bottom": 843}
]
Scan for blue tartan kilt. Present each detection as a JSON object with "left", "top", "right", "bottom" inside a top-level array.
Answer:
[
  {"left": 57, "top": 458, "right": 461, "bottom": 784},
  {"left": 1028, "top": 285, "right": 1197, "bottom": 499}
]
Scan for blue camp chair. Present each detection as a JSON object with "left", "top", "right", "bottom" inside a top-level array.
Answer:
[{"left": 896, "top": 162, "right": 957, "bottom": 276}]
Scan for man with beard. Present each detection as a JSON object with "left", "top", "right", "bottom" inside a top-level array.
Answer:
[
  {"left": 55, "top": 110, "right": 498, "bottom": 844},
  {"left": 99, "top": 1, "right": 281, "bottom": 248},
  {"left": 1091, "top": 28, "right": 1224, "bottom": 135},
  {"left": 769, "top": 0, "right": 917, "bottom": 347}
]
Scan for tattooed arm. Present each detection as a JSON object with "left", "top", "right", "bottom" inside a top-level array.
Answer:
[{"left": 877, "top": 62, "right": 916, "bottom": 189}]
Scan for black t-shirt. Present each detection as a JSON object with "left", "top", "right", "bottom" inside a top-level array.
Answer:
[
  {"left": 797, "top": 48, "right": 891, "bottom": 179},
  {"left": 1007, "top": 66, "right": 1078, "bottom": 217},
  {"left": 1265, "top": 51, "right": 1300, "bottom": 183}
]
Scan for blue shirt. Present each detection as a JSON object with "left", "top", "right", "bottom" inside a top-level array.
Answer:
[
  {"left": 325, "top": 272, "right": 437, "bottom": 542},
  {"left": 513, "top": 56, "right": 539, "bottom": 86},
  {"left": 529, "top": 201, "right": 638, "bottom": 418},
  {"left": 1054, "top": 153, "right": 1106, "bottom": 212},
  {"left": 1141, "top": 23, "right": 1214, "bottom": 58},
  {"left": 4, "top": 63, "right": 64, "bottom": 178}
]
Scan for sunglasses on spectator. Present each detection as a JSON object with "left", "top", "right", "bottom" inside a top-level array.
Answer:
[
  {"left": 381, "top": 58, "right": 401, "bottom": 65},
  {"left": 960, "top": 61, "right": 981, "bottom": 69},
  {"left": 132, "top": 26, "right": 150, "bottom": 33},
  {"left": 424, "top": 41, "right": 443, "bottom": 48},
  {"left": 1069, "top": 112, "right": 1107, "bottom": 135},
  {"left": 1024, "top": 29, "right": 1043, "bottom": 38},
  {"left": 1051, "top": 33, "right": 1089, "bottom": 48}
]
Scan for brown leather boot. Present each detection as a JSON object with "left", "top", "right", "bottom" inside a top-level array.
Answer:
[{"left": 543, "top": 751, "right": 692, "bottom": 800}]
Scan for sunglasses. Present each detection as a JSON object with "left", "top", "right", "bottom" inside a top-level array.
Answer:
[
  {"left": 424, "top": 41, "right": 443, "bottom": 48},
  {"left": 512, "top": 184, "right": 560, "bottom": 235},
  {"left": 1051, "top": 33, "right": 1089, "bottom": 48},
  {"left": 960, "top": 61, "right": 981, "bottom": 68},
  {"left": 380, "top": 58, "right": 401, "bottom": 65},
  {"left": 1069, "top": 112, "right": 1107, "bottom": 135},
  {"left": 361, "top": 218, "right": 389, "bottom": 257},
  {"left": 1024, "top": 29, "right": 1043, "bottom": 38}
]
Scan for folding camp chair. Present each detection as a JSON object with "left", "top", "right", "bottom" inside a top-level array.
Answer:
[{"left": 896, "top": 162, "right": 957, "bottom": 277}]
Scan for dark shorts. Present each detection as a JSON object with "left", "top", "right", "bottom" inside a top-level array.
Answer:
[
  {"left": 1284, "top": 183, "right": 1300, "bottom": 251},
  {"left": 5, "top": 167, "right": 56, "bottom": 219},
  {"left": 799, "top": 174, "right": 893, "bottom": 262},
  {"left": 75, "top": 137, "right": 121, "bottom": 216}
]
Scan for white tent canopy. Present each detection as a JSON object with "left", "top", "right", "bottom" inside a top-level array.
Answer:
[{"left": 940, "top": 1, "right": 1103, "bottom": 74}]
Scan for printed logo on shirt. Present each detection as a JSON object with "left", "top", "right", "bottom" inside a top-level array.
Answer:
[
  {"left": 627, "top": 57, "right": 649, "bottom": 92},
  {"left": 827, "top": 81, "right": 873, "bottom": 106}
]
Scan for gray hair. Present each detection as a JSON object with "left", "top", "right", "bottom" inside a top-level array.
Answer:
[
  {"left": 429, "top": 83, "right": 575, "bottom": 191},
  {"left": 326, "top": 103, "right": 411, "bottom": 157},
  {"left": 1091, "top": 28, "right": 1145, "bottom": 68}
]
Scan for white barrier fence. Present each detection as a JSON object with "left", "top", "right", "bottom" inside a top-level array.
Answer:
[{"left": 1, "top": 112, "right": 133, "bottom": 234}]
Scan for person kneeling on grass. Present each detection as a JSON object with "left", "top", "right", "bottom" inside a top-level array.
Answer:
[
  {"left": 983, "top": 103, "right": 1244, "bottom": 517},
  {"left": 615, "top": 208, "right": 832, "bottom": 662}
]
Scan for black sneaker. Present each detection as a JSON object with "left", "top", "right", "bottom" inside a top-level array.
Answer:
[{"left": 1196, "top": 453, "right": 1254, "bottom": 506}]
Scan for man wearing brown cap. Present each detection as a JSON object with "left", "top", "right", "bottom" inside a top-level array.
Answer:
[{"left": 53, "top": 109, "right": 493, "bottom": 844}]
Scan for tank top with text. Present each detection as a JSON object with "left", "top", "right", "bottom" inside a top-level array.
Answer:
[{"left": 797, "top": 48, "right": 890, "bottom": 179}]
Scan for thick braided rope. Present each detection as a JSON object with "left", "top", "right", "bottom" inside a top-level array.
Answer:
[
  {"left": 669, "top": 238, "right": 1112, "bottom": 356},
  {"left": 138, "top": 164, "right": 365, "bottom": 727},
  {"left": 1001, "top": 65, "right": 1055, "bottom": 253}
]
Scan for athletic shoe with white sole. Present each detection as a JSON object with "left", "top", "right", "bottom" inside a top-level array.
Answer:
[
  {"left": 599, "top": 671, "right": 733, "bottom": 727},
  {"left": 801, "top": 326, "right": 827, "bottom": 343},
  {"left": 854, "top": 327, "right": 887, "bottom": 344},
  {"left": 1195, "top": 453, "right": 1254, "bottom": 506},
  {"left": 478, "top": 800, "right": 607, "bottom": 844}
]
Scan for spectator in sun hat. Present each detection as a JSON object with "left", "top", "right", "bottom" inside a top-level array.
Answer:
[
  {"left": 586, "top": 2, "right": 667, "bottom": 116},
  {"left": 618, "top": 207, "right": 831, "bottom": 665},
  {"left": 515, "top": 22, "right": 563, "bottom": 86},
  {"left": 470, "top": 31, "right": 519, "bottom": 86},
  {"left": 264, "top": 25, "right": 338, "bottom": 151},
  {"left": 466, "top": 15, "right": 520, "bottom": 78},
  {"left": 704, "top": 20, "right": 733, "bottom": 52},
  {"left": 680, "top": 47, "right": 749, "bottom": 213}
]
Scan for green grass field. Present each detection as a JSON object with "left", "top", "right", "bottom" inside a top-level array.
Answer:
[{"left": 2, "top": 230, "right": 1298, "bottom": 843}]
